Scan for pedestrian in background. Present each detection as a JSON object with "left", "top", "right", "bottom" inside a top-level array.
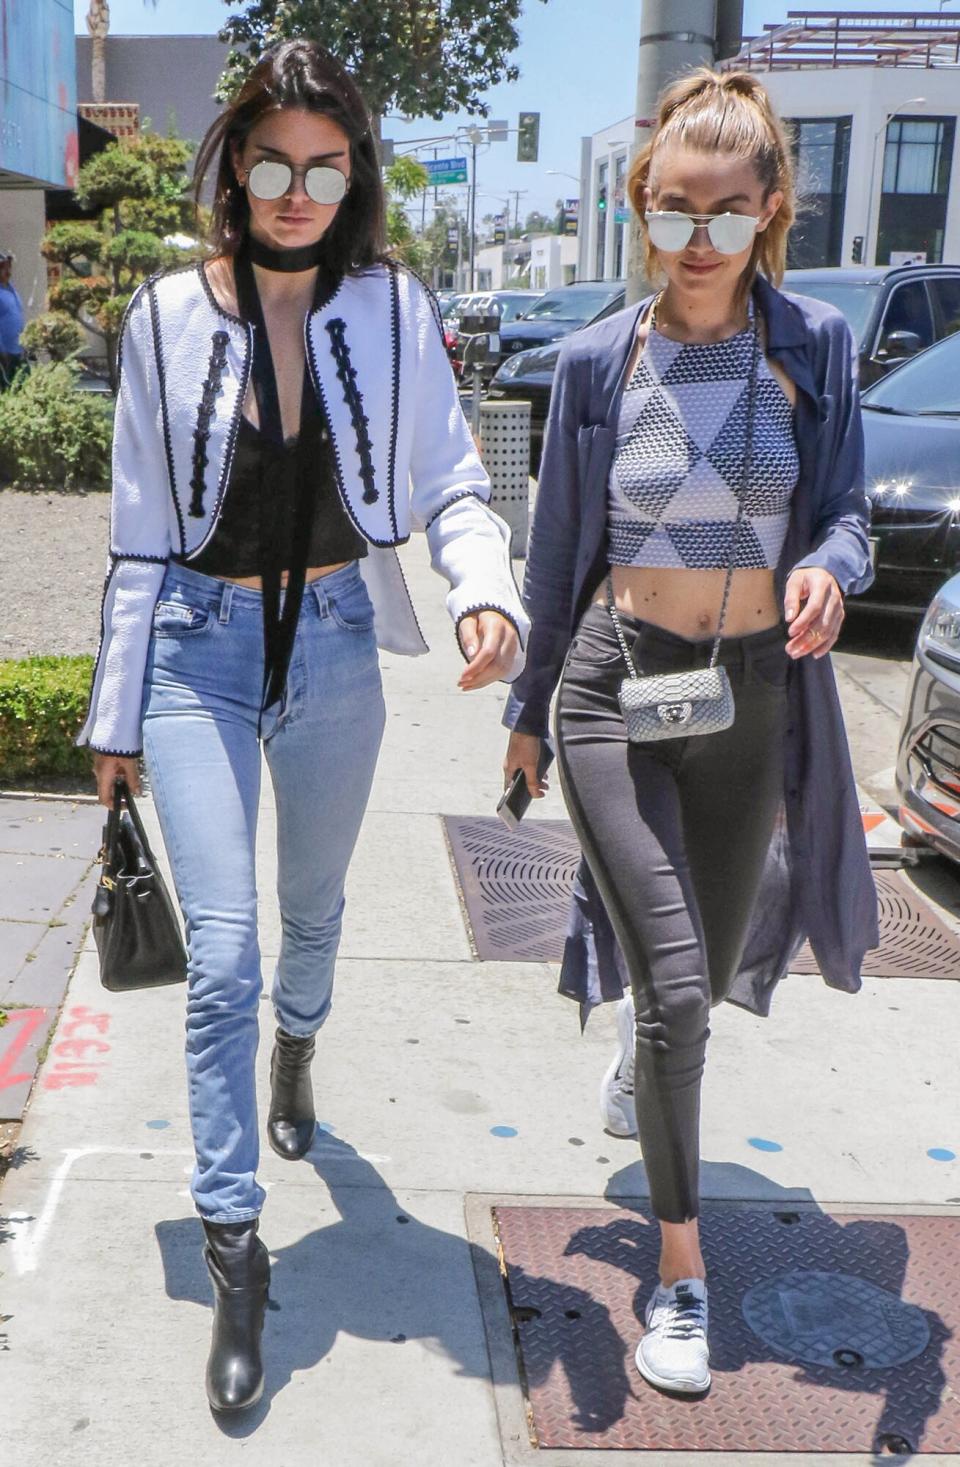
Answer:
[
  {"left": 78, "top": 39, "right": 527, "bottom": 1415},
  {"left": 503, "top": 68, "right": 876, "bottom": 1397},
  {"left": 0, "top": 249, "right": 26, "bottom": 389}
]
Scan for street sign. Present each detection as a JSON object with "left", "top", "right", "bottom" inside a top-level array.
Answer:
[
  {"left": 447, "top": 226, "right": 459, "bottom": 247},
  {"left": 493, "top": 213, "right": 506, "bottom": 245},
  {"left": 563, "top": 198, "right": 579, "bottom": 237},
  {"left": 423, "top": 156, "right": 468, "bottom": 185}
]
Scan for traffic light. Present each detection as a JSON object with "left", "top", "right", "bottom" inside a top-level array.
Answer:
[
  {"left": 598, "top": 185, "right": 608, "bottom": 213},
  {"left": 851, "top": 234, "right": 864, "bottom": 264},
  {"left": 517, "top": 112, "right": 540, "bottom": 163}
]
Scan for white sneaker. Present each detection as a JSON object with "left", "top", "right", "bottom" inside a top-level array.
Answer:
[
  {"left": 599, "top": 993, "right": 637, "bottom": 1137},
  {"left": 635, "top": 1277, "right": 711, "bottom": 1394}
]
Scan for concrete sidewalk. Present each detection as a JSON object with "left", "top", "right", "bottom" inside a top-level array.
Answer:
[{"left": 1, "top": 536, "right": 958, "bottom": 1465}]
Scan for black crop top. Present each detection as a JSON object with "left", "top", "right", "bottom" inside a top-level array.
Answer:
[{"left": 186, "top": 396, "right": 366, "bottom": 578}]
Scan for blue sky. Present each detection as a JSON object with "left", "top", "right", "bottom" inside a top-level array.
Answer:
[{"left": 74, "top": 1, "right": 956, "bottom": 219}]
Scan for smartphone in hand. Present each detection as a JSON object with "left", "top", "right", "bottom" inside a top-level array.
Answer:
[{"left": 497, "top": 742, "right": 555, "bottom": 830}]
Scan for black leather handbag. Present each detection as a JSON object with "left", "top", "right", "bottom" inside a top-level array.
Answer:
[{"left": 91, "top": 779, "right": 187, "bottom": 992}]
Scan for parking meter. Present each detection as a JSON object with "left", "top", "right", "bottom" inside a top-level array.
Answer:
[{"left": 459, "top": 304, "right": 502, "bottom": 439}]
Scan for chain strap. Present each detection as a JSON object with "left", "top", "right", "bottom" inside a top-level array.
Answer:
[{"left": 607, "top": 296, "right": 762, "bottom": 680}]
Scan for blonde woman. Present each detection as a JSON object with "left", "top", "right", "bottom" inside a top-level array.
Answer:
[{"left": 504, "top": 70, "right": 876, "bottom": 1395}]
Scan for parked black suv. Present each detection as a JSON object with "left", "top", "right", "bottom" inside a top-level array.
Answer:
[{"left": 780, "top": 264, "right": 960, "bottom": 386}]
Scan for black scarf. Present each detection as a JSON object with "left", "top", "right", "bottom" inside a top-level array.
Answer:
[{"left": 233, "top": 238, "right": 337, "bottom": 723}]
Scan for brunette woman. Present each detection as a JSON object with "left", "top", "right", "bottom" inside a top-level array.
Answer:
[
  {"left": 79, "top": 40, "right": 526, "bottom": 1412},
  {"left": 504, "top": 69, "right": 876, "bottom": 1395}
]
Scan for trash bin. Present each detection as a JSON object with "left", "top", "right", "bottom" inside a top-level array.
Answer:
[{"left": 478, "top": 398, "right": 531, "bottom": 557}]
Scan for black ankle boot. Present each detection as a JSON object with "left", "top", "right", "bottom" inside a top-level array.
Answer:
[
  {"left": 267, "top": 1027, "right": 316, "bottom": 1160},
  {"left": 202, "top": 1217, "right": 271, "bottom": 1413}
]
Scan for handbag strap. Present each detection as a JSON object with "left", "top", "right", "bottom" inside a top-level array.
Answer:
[
  {"left": 108, "top": 778, "right": 155, "bottom": 866},
  {"left": 606, "top": 297, "right": 762, "bottom": 679}
]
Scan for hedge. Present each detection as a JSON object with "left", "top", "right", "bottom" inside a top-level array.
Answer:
[
  {"left": 0, "top": 655, "right": 95, "bottom": 784},
  {"left": 0, "top": 362, "right": 114, "bottom": 491}
]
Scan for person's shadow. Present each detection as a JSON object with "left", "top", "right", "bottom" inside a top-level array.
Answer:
[
  {"left": 551, "top": 1157, "right": 951, "bottom": 1461},
  {"left": 155, "top": 1133, "right": 628, "bottom": 1436}
]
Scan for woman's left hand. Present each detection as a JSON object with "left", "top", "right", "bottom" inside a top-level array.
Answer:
[
  {"left": 784, "top": 567, "right": 844, "bottom": 660},
  {"left": 458, "top": 611, "right": 520, "bottom": 690}
]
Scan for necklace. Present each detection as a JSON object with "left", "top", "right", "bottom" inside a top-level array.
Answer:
[
  {"left": 649, "top": 290, "right": 751, "bottom": 343},
  {"left": 246, "top": 232, "right": 326, "bottom": 273}
]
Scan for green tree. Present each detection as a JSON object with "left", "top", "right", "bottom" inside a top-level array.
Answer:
[
  {"left": 383, "top": 155, "right": 430, "bottom": 271},
  {"left": 35, "top": 129, "right": 196, "bottom": 391},
  {"left": 216, "top": 0, "right": 548, "bottom": 136}
]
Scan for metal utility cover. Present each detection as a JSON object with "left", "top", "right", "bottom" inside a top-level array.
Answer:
[
  {"left": 443, "top": 816, "right": 960, "bottom": 978},
  {"left": 492, "top": 1203, "right": 959, "bottom": 1454}
]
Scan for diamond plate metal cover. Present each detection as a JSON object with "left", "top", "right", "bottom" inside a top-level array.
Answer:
[
  {"left": 444, "top": 816, "right": 960, "bottom": 978},
  {"left": 493, "top": 1205, "right": 958, "bottom": 1453}
]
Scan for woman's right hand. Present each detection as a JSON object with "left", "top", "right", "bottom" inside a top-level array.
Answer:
[
  {"left": 92, "top": 753, "right": 142, "bottom": 808},
  {"left": 503, "top": 732, "right": 548, "bottom": 800}
]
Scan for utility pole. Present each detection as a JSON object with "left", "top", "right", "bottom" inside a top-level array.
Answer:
[{"left": 623, "top": 0, "right": 723, "bottom": 304}]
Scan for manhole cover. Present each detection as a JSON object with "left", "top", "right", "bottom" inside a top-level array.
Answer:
[
  {"left": 742, "top": 1269, "right": 930, "bottom": 1368},
  {"left": 490, "top": 1204, "right": 957, "bottom": 1453},
  {"left": 444, "top": 816, "right": 960, "bottom": 978}
]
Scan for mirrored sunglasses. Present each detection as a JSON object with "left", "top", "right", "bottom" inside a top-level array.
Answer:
[
  {"left": 644, "top": 210, "right": 759, "bottom": 256},
  {"left": 246, "top": 159, "right": 349, "bottom": 206}
]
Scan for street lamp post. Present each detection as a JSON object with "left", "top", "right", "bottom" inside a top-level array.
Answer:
[{"left": 863, "top": 97, "right": 927, "bottom": 266}]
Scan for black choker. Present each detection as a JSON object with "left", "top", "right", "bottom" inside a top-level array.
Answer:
[{"left": 245, "top": 233, "right": 325, "bottom": 273}]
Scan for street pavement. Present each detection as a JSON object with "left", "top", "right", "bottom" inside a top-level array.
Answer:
[{"left": 1, "top": 534, "right": 958, "bottom": 1465}]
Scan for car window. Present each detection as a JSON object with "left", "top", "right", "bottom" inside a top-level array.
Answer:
[
  {"left": 785, "top": 282, "right": 881, "bottom": 345},
  {"left": 523, "top": 288, "right": 620, "bottom": 323},
  {"left": 862, "top": 331, "right": 960, "bottom": 414},
  {"left": 929, "top": 277, "right": 960, "bottom": 339},
  {"left": 876, "top": 280, "right": 934, "bottom": 354},
  {"left": 495, "top": 296, "right": 538, "bottom": 322}
]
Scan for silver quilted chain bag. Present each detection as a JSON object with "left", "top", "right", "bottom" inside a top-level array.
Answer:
[{"left": 608, "top": 300, "right": 761, "bottom": 743}]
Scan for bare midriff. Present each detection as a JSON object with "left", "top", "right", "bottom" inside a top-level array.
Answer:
[
  {"left": 594, "top": 566, "right": 781, "bottom": 639},
  {"left": 214, "top": 562, "right": 353, "bottom": 591}
]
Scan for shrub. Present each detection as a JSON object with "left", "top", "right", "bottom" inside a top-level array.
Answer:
[
  {"left": 20, "top": 310, "right": 85, "bottom": 362},
  {"left": 0, "top": 656, "right": 95, "bottom": 784},
  {"left": 0, "top": 362, "right": 113, "bottom": 490}
]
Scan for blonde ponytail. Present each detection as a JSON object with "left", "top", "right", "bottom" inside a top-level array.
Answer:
[{"left": 627, "top": 67, "right": 796, "bottom": 287}]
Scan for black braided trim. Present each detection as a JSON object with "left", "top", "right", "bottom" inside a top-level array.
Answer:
[
  {"left": 188, "top": 329, "right": 230, "bottom": 518},
  {"left": 147, "top": 280, "right": 185, "bottom": 556},
  {"left": 422, "top": 490, "right": 484, "bottom": 534},
  {"left": 108, "top": 549, "right": 169, "bottom": 565},
  {"left": 387, "top": 265, "right": 401, "bottom": 540},
  {"left": 88, "top": 743, "right": 143, "bottom": 759},
  {"left": 186, "top": 322, "right": 252, "bottom": 561},
  {"left": 115, "top": 273, "right": 160, "bottom": 382},
  {"left": 455, "top": 604, "right": 522, "bottom": 663},
  {"left": 325, "top": 317, "right": 378, "bottom": 504}
]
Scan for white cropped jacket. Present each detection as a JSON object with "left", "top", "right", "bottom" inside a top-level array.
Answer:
[{"left": 77, "top": 258, "right": 529, "bottom": 755}]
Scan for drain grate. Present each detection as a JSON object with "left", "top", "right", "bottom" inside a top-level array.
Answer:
[
  {"left": 443, "top": 816, "right": 960, "bottom": 978},
  {"left": 492, "top": 1203, "right": 958, "bottom": 1453}
]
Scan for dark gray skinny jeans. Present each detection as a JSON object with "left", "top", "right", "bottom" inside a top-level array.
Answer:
[{"left": 556, "top": 602, "right": 788, "bottom": 1223}]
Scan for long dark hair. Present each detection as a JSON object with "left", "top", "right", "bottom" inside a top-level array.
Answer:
[{"left": 193, "top": 39, "right": 387, "bottom": 274}]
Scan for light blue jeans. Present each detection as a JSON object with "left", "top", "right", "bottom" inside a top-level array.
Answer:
[{"left": 141, "top": 560, "right": 385, "bottom": 1223}]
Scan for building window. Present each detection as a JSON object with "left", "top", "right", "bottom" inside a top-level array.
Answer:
[
  {"left": 786, "top": 117, "right": 851, "bottom": 268},
  {"left": 596, "top": 160, "right": 608, "bottom": 278},
  {"left": 533, "top": 265, "right": 547, "bottom": 289},
  {"left": 877, "top": 116, "right": 955, "bottom": 265},
  {"left": 613, "top": 153, "right": 628, "bottom": 279}
]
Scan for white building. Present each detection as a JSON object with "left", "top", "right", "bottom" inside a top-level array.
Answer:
[
  {"left": 474, "top": 233, "right": 576, "bottom": 292},
  {"left": 577, "top": 12, "right": 960, "bottom": 278}
]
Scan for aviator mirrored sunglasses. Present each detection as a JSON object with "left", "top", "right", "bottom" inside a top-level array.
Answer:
[
  {"left": 246, "top": 159, "right": 349, "bottom": 206},
  {"left": 645, "top": 210, "right": 760, "bottom": 256}
]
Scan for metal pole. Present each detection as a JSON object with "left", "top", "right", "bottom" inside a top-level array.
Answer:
[
  {"left": 470, "top": 134, "right": 478, "bottom": 291},
  {"left": 714, "top": 0, "right": 744, "bottom": 62},
  {"left": 624, "top": 0, "right": 718, "bottom": 304}
]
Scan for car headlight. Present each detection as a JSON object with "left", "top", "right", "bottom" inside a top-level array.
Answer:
[
  {"left": 920, "top": 595, "right": 960, "bottom": 662},
  {"left": 492, "top": 354, "right": 524, "bottom": 383}
]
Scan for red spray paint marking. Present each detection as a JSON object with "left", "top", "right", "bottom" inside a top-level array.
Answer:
[
  {"left": 41, "top": 1005, "right": 112, "bottom": 1091},
  {"left": 0, "top": 1008, "right": 51, "bottom": 1092}
]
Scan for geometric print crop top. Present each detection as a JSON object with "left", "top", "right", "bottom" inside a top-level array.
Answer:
[{"left": 607, "top": 306, "right": 799, "bottom": 570}]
